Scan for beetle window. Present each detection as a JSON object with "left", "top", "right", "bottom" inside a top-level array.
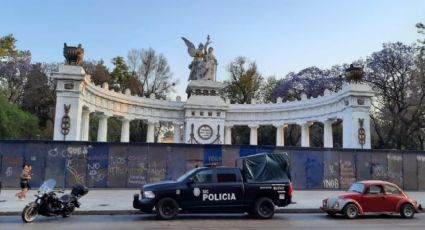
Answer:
[
  {"left": 348, "top": 183, "right": 364, "bottom": 193},
  {"left": 384, "top": 185, "right": 401, "bottom": 195},
  {"left": 367, "top": 185, "right": 384, "bottom": 195}
]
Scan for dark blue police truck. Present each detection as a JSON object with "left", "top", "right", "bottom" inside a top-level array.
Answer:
[{"left": 133, "top": 152, "right": 292, "bottom": 219}]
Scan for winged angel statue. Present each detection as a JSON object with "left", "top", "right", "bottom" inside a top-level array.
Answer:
[{"left": 182, "top": 35, "right": 217, "bottom": 81}]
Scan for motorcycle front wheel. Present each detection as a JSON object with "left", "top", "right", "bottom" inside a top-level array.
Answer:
[
  {"left": 22, "top": 205, "right": 39, "bottom": 223},
  {"left": 62, "top": 203, "right": 75, "bottom": 218}
]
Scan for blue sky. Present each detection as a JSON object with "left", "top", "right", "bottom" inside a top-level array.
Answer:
[{"left": 2, "top": 0, "right": 425, "bottom": 99}]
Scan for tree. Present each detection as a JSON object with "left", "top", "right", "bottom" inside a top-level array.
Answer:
[
  {"left": 0, "top": 34, "right": 17, "bottom": 58},
  {"left": 127, "top": 48, "right": 176, "bottom": 99},
  {"left": 258, "top": 76, "right": 278, "bottom": 103},
  {"left": 126, "top": 48, "right": 177, "bottom": 143},
  {"left": 0, "top": 34, "right": 32, "bottom": 104},
  {"left": 365, "top": 42, "right": 425, "bottom": 149},
  {"left": 415, "top": 22, "right": 425, "bottom": 149},
  {"left": 0, "top": 95, "right": 40, "bottom": 139},
  {"left": 272, "top": 66, "right": 344, "bottom": 101},
  {"left": 21, "top": 63, "right": 56, "bottom": 138},
  {"left": 83, "top": 60, "right": 111, "bottom": 86},
  {"left": 223, "top": 57, "right": 264, "bottom": 144},
  {"left": 110, "top": 56, "right": 134, "bottom": 91},
  {"left": 223, "top": 56, "right": 263, "bottom": 104},
  {"left": 417, "top": 22, "right": 425, "bottom": 45}
]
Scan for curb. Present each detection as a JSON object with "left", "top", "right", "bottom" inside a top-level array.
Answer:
[{"left": 0, "top": 208, "right": 323, "bottom": 216}]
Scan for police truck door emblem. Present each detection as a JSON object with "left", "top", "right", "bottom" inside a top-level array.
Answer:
[{"left": 193, "top": 187, "right": 201, "bottom": 197}]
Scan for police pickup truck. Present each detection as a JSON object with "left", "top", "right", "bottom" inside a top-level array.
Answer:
[{"left": 133, "top": 152, "right": 292, "bottom": 219}]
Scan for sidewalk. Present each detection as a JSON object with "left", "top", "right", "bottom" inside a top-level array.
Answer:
[{"left": 1, "top": 189, "right": 424, "bottom": 215}]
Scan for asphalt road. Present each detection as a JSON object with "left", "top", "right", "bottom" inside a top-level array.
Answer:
[{"left": 0, "top": 213, "right": 424, "bottom": 230}]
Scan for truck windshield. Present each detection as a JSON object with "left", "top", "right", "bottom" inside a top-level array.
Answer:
[{"left": 176, "top": 168, "right": 199, "bottom": 182}]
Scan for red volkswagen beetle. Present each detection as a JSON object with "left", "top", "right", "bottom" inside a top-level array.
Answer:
[{"left": 321, "top": 180, "right": 422, "bottom": 219}]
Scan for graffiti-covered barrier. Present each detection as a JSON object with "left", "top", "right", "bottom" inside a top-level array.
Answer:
[{"left": 0, "top": 140, "right": 424, "bottom": 190}]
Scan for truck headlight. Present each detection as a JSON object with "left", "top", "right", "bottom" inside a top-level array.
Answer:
[{"left": 143, "top": 191, "right": 155, "bottom": 199}]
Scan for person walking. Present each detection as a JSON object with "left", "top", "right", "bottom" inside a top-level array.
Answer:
[{"left": 15, "top": 164, "right": 32, "bottom": 201}]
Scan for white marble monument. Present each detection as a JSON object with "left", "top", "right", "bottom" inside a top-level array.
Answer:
[{"left": 53, "top": 40, "right": 374, "bottom": 149}]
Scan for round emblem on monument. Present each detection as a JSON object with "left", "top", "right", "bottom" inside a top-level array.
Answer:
[{"left": 198, "top": 125, "right": 213, "bottom": 140}]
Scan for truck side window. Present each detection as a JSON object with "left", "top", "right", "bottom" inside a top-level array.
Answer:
[
  {"left": 217, "top": 173, "right": 237, "bottom": 182},
  {"left": 194, "top": 169, "right": 214, "bottom": 183}
]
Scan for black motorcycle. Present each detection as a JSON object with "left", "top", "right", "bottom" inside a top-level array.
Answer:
[{"left": 21, "top": 179, "right": 89, "bottom": 223}]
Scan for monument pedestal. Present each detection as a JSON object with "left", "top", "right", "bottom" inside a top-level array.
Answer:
[{"left": 184, "top": 80, "right": 227, "bottom": 144}]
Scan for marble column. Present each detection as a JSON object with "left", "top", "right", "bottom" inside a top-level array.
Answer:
[
  {"left": 97, "top": 114, "right": 108, "bottom": 142},
  {"left": 80, "top": 109, "right": 90, "bottom": 141},
  {"left": 173, "top": 122, "right": 182, "bottom": 143},
  {"left": 300, "top": 122, "right": 310, "bottom": 147},
  {"left": 323, "top": 120, "right": 334, "bottom": 148},
  {"left": 249, "top": 125, "right": 259, "bottom": 145},
  {"left": 274, "top": 124, "right": 286, "bottom": 146},
  {"left": 224, "top": 125, "right": 232, "bottom": 144},
  {"left": 120, "top": 117, "right": 131, "bottom": 143},
  {"left": 147, "top": 121, "right": 155, "bottom": 143}
]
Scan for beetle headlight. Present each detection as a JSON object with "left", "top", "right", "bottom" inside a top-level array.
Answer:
[
  {"left": 333, "top": 201, "right": 339, "bottom": 209},
  {"left": 143, "top": 191, "right": 155, "bottom": 199}
]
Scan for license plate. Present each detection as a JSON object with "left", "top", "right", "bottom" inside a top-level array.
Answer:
[{"left": 279, "top": 194, "right": 285, "bottom": 200}]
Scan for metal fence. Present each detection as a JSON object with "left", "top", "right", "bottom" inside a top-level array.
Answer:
[{"left": 1, "top": 140, "right": 424, "bottom": 190}]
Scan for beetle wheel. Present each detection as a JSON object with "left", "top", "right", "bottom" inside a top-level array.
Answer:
[
  {"left": 343, "top": 203, "right": 359, "bottom": 219},
  {"left": 400, "top": 203, "right": 415, "bottom": 219}
]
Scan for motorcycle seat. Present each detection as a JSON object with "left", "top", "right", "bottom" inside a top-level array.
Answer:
[{"left": 60, "top": 194, "right": 72, "bottom": 203}]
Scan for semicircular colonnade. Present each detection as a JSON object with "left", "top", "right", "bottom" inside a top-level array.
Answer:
[{"left": 53, "top": 65, "right": 374, "bottom": 149}]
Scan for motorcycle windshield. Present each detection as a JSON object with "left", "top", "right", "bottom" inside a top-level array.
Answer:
[{"left": 39, "top": 179, "right": 56, "bottom": 193}]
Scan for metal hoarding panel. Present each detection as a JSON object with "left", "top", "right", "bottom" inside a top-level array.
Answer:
[
  {"left": 204, "top": 145, "right": 222, "bottom": 166},
  {"left": 371, "top": 152, "right": 388, "bottom": 181},
  {"left": 126, "top": 144, "right": 148, "bottom": 188},
  {"left": 222, "top": 145, "right": 240, "bottom": 166},
  {"left": 323, "top": 150, "right": 340, "bottom": 189},
  {"left": 107, "top": 144, "right": 130, "bottom": 188},
  {"left": 403, "top": 152, "right": 417, "bottom": 190},
  {"left": 339, "top": 151, "right": 356, "bottom": 189},
  {"left": 146, "top": 144, "right": 167, "bottom": 183},
  {"left": 0, "top": 142, "right": 24, "bottom": 188},
  {"left": 355, "top": 151, "right": 371, "bottom": 182}
]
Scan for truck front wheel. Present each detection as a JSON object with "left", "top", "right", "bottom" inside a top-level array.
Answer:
[
  {"left": 253, "top": 197, "right": 275, "bottom": 219},
  {"left": 156, "top": 197, "right": 179, "bottom": 220}
]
